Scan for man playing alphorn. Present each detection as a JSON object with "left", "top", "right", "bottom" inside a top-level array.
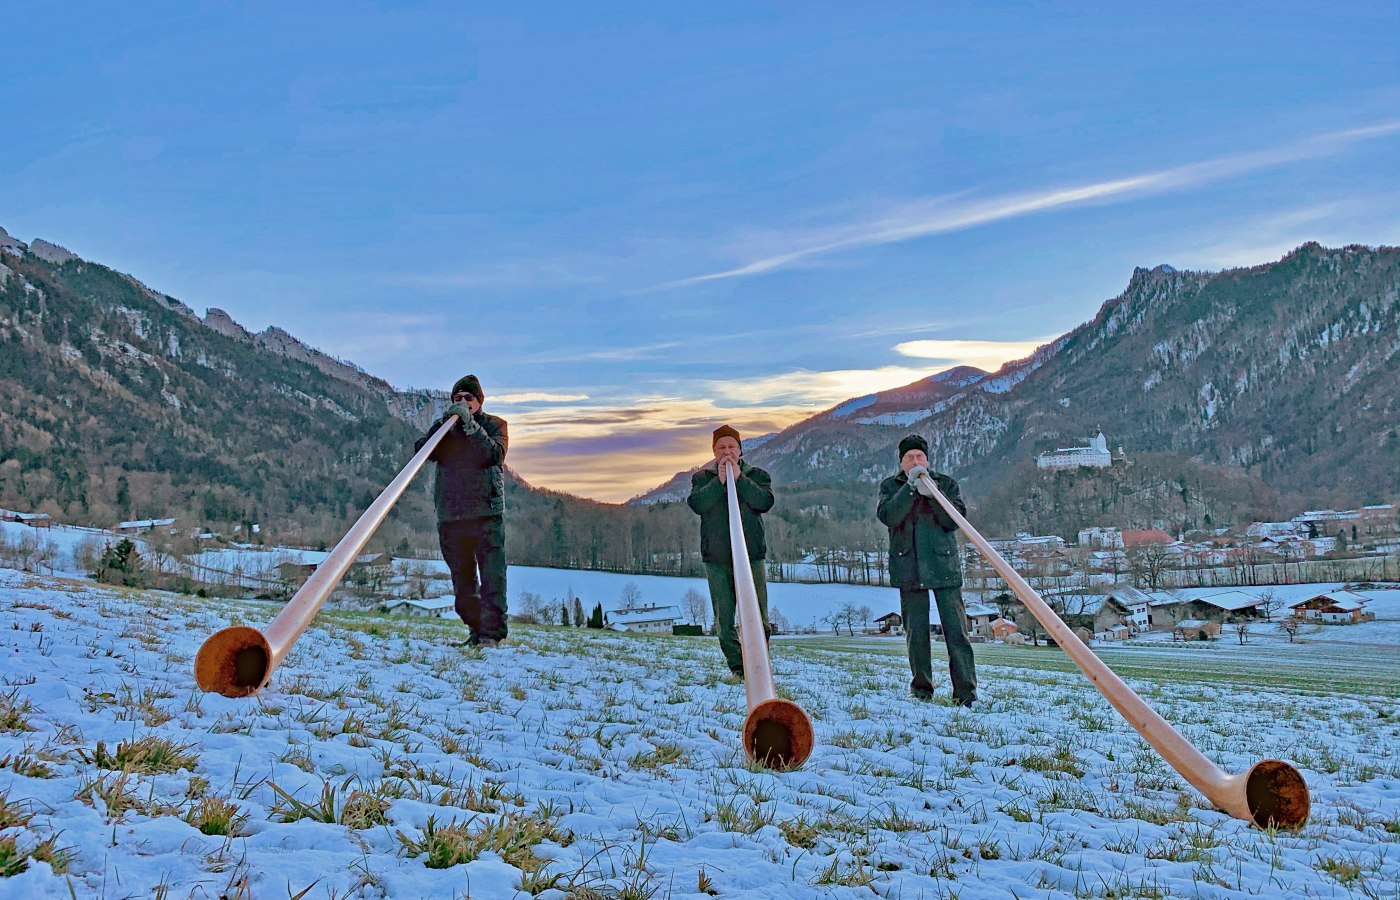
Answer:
[
  {"left": 687, "top": 425, "right": 775, "bottom": 678},
  {"left": 877, "top": 433, "right": 977, "bottom": 705}
]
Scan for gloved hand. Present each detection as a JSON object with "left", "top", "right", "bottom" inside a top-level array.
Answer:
[
  {"left": 446, "top": 402, "right": 474, "bottom": 424},
  {"left": 908, "top": 465, "right": 935, "bottom": 496}
]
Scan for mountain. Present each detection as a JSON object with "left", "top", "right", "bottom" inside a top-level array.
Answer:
[
  {"left": 0, "top": 227, "right": 717, "bottom": 575},
  {"left": 0, "top": 230, "right": 434, "bottom": 548},
  {"left": 4, "top": 226, "right": 1395, "bottom": 573},
  {"left": 635, "top": 243, "right": 1400, "bottom": 538}
]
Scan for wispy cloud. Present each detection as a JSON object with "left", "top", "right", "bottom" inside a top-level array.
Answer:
[
  {"left": 492, "top": 391, "right": 590, "bottom": 404},
  {"left": 656, "top": 121, "right": 1400, "bottom": 289},
  {"left": 705, "top": 366, "right": 944, "bottom": 407},
  {"left": 386, "top": 261, "right": 601, "bottom": 291},
  {"left": 894, "top": 338, "right": 1053, "bottom": 370},
  {"left": 535, "top": 340, "right": 687, "bottom": 363},
  {"left": 704, "top": 337, "right": 1048, "bottom": 407}
]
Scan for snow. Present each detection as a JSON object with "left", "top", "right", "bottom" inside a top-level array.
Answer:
[
  {"left": 2, "top": 565, "right": 1398, "bottom": 898},
  {"left": 853, "top": 410, "right": 928, "bottom": 426},
  {"left": 976, "top": 369, "right": 1028, "bottom": 394},
  {"left": 827, "top": 394, "right": 878, "bottom": 418}
]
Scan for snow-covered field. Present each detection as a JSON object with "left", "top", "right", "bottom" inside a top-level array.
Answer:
[{"left": 2, "top": 567, "right": 1398, "bottom": 898}]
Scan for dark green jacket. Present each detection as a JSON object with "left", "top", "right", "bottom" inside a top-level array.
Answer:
[
  {"left": 877, "top": 470, "right": 966, "bottom": 589},
  {"left": 415, "top": 410, "right": 508, "bottom": 521},
  {"left": 687, "top": 459, "right": 774, "bottom": 563}
]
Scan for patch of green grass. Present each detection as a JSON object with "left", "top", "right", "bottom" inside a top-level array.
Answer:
[
  {"left": 76, "top": 771, "right": 144, "bottom": 820},
  {"left": 0, "top": 753, "right": 54, "bottom": 779},
  {"left": 431, "top": 777, "right": 524, "bottom": 813},
  {"left": 814, "top": 853, "right": 875, "bottom": 888},
  {"left": 84, "top": 736, "right": 198, "bottom": 774},
  {"left": 397, "top": 810, "right": 570, "bottom": 872},
  {"left": 184, "top": 795, "right": 249, "bottom": 837},
  {"left": 0, "top": 792, "right": 32, "bottom": 829},
  {"left": 0, "top": 689, "right": 35, "bottom": 733},
  {"left": 267, "top": 777, "right": 391, "bottom": 828},
  {"left": 628, "top": 742, "right": 687, "bottom": 770},
  {"left": 1017, "top": 748, "right": 1087, "bottom": 779}
]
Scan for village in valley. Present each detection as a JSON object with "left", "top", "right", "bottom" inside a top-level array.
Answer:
[{"left": 4, "top": 429, "right": 1396, "bottom": 651}]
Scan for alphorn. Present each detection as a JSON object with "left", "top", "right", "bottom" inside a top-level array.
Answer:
[
  {"left": 195, "top": 416, "right": 460, "bottom": 697},
  {"left": 911, "top": 470, "right": 1309, "bottom": 829},
  {"left": 724, "top": 463, "right": 815, "bottom": 769}
]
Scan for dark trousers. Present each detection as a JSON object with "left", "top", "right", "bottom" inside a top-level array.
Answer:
[
  {"left": 704, "top": 561, "right": 769, "bottom": 674},
  {"left": 438, "top": 517, "right": 507, "bottom": 642},
  {"left": 900, "top": 585, "right": 976, "bottom": 703}
]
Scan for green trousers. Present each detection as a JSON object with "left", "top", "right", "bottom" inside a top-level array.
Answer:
[
  {"left": 900, "top": 586, "right": 977, "bottom": 703},
  {"left": 704, "top": 561, "right": 769, "bottom": 674}
]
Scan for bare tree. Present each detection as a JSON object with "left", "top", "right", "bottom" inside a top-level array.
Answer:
[
  {"left": 397, "top": 559, "right": 432, "bottom": 600},
  {"left": 681, "top": 587, "right": 709, "bottom": 630},
  {"left": 835, "top": 601, "right": 860, "bottom": 636},
  {"left": 1230, "top": 618, "right": 1250, "bottom": 645},
  {"left": 856, "top": 605, "right": 873, "bottom": 633},
  {"left": 1258, "top": 588, "right": 1286, "bottom": 621},
  {"left": 516, "top": 591, "right": 546, "bottom": 624},
  {"left": 769, "top": 605, "right": 790, "bottom": 634},
  {"left": 620, "top": 581, "right": 643, "bottom": 608},
  {"left": 72, "top": 534, "right": 105, "bottom": 575},
  {"left": 1279, "top": 615, "right": 1300, "bottom": 643},
  {"left": 1128, "top": 543, "right": 1173, "bottom": 590}
]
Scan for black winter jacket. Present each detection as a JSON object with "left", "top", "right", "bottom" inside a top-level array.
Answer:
[
  {"left": 687, "top": 459, "right": 774, "bottom": 563},
  {"left": 415, "top": 410, "right": 509, "bottom": 521},
  {"left": 877, "top": 470, "right": 966, "bottom": 589}
]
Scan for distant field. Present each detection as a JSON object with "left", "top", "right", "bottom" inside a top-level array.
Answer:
[{"left": 793, "top": 634, "right": 1400, "bottom": 697}]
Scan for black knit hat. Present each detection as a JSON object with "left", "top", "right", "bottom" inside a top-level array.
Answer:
[
  {"left": 451, "top": 374, "right": 483, "bottom": 403},
  {"left": 712, "top": 424, "right": 742, "bottom": 452},
  {"left": 897, "top": 433, "right": 928, "bottom": 461}
]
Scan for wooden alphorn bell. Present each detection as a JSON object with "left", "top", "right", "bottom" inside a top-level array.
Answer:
[
  {"left": 195, "top": 416, "right": 459, "bottom": 697},
  {"left": 912, "top": 469, "right": 1308, "bottom": 829}
]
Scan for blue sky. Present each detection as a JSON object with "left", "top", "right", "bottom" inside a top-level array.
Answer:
[{"left": 4, "top": 2, "right": 1398, "bottom": 500}]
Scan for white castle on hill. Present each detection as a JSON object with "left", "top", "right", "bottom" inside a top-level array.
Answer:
[{"left": 1037, "top": 431, "right": 1118, "bottom": 471}]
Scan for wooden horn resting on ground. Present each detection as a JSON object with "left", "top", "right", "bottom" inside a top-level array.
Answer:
[
  {"left": 724, "top": 463, "right": 814, "bottom": 770},
  {"left": 195, "top": 416, "right": 460, "bottom": 697},
  {"left": 912, "top": 471, "right": 1308, "bottom": 829}
]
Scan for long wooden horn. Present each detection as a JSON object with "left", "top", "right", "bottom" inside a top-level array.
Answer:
[
  {"left": 724, "top": 463, "right": 814, "bottom": 769},
  {"left": 195, "top": 416, "right": 459, "bottom": 697},
  {"left": 912, "top": 471, "right": 1308, "bottom": 829}
]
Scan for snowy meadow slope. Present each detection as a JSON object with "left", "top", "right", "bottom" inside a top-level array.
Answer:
[{"left": 1, "top": 568, "right": 1398, "bottom": 899}]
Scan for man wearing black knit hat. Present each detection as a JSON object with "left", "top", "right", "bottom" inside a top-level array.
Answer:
[
  {"left": 415, "top": 374, "right": 510, "bottom": 648},
  {"left": 687, "top": 424, "right": 775, "bottom": 678},
  {"left": 877, "top": 433, "right": 977, "bottom": 705}
]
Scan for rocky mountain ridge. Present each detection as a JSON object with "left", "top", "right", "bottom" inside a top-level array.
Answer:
[
  {"left": 0, "top": 227, "right": 445, "bottom": 431},
  {"left": 634, "top": 243, "right": 1399, "bottom": 536}
]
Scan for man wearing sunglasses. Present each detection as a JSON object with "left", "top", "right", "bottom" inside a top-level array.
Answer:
[{"left": 415, "top": 374, "right": 509, "bottom": 648}]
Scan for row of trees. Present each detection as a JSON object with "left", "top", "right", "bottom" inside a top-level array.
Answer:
[{"left": 514, "top": 591, "right": 605, "bottom": 628}]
